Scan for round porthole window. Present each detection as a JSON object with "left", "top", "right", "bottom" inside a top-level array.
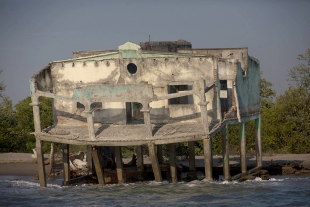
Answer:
[{"left": 127, "top": 63, "right": 137, "bottom": 74}]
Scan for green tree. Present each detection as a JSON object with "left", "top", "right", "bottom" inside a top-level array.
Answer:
[
  {"left": 289, "top": 48, "right": 310, "bottom": 93},
  {"left": 0, "top": 70, "right": 5, "bottom": 98}
]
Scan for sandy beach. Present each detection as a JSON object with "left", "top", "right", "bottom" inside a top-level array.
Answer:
[{"left": 1, "top": 153, "right": 310, "bottom": 177}]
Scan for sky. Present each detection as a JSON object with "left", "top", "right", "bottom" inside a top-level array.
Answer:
[{"left": 0, "top": 0, "right": 310, "bottom": 105}]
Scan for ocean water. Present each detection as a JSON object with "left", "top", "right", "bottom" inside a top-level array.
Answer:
[{"left": 0, "top": 175, "right": 309, "bottom": 207}]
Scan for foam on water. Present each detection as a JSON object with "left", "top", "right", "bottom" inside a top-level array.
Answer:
[{"left": 1, "top": 175, "right": 309, "bottom": 207}]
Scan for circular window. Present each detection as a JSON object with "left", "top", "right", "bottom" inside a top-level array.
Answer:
[{"left": 127, "top": 63, "right": 137, "bottom": 74}]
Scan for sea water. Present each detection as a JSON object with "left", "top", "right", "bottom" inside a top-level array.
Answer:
[{"left": 0, "top": 175, "right": 309, "bottom": 207}]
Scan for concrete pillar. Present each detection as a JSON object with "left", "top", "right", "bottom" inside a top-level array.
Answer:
[
  {"left": 255, "top": 116, "right": 262, "bottom": 167},
  {"left": 36, "top": 139, "right": 46, "bottom": 187},
  {"left": 168, "top": 143, "right": 177, "bottom": 183},
  {"left": 85, "top": 111, "right": 96, "bottom": 140},
  {"left": 91, "top": 146, "right": 105, "bottom": 186},
  {"left": 188, "top": 141, "right": 197, "bottom": 180},
  {"left": 222, "top": 123, "right": 230, "bottom": 180},
  {"left": 141, "top": 107, "right": 152, "bottom": 138},
  {"left": 62, "top": 144, "right": 70, "bottom": 185},
  {"left": 148, "top": 142, "right": 162, "bottom": 182},
  {"left": 203, "top": 136, "right": 213, "bottom": 181},
  {"left": 239, "top": 122, "right": 247, "bottom": 173},
  {"left": 136, "top": 145, "right": 144, "bottom": 180},
  {"left": 115, "top": 146, "right": 125, "bottom": 184},
  {"left": 198, "top": 80, "right": 209, "bottom": 133}
]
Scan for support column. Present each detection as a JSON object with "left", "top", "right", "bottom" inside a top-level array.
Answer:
[
  {"left": 30, "top": 98, "right": 46, "bottom": 187},
  {"left": 203, "top": 136, "right": 213, "bottom": 181},
  {"left": 136, "top": 145, "right": 144, "bottom": 180},
  {"left": 115, "top": 146, "right": 125, "bottom": 184},
  {"left": 188, "top": 141, "right": 197, "bottom": 180},
  {"left": 157, "top": 145, "right": 164, "bottom": 164},
  {"left": 36, "top": 139, "right": 46, "bottom": 187},
  {"left": 255, "top": 116, "right": 262, "bottom": 167},
  {"left": 168, "top": 143, "right": 177, "bottom": 183},
  {"left": 148, "top": 142, "right": 162, "bottom": 182},
  {"left": 92, "top": 146, "right": 105, "bottom": 186},
  {"left": 85, "top": 110, "right": 95, "bottom": 140},
  {"left": 239, "top": 122, "right": 247, "bottom": 173},
  {"left": 198, "top": 80, "right": 209, "bottom": 134},
  {"left": 62, "top": 144, "right": 70, "bottom": 185},
  {"left": 141, "top": 106, "right": 152, "bottom": 138},
  {"left": 222, "top": 123, "right": 231, "bottom": 180},
  {"left": 86, "top": 145, "right": 95, "bottom": 174}
]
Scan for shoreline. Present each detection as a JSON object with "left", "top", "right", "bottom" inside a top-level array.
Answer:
[{"left": 1, "top": 153, "right": 310, "bottom": 177}]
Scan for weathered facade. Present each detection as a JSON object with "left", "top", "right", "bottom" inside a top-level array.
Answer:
[{"left": 30, "top": 41, "right": 261, "bottom": 187}]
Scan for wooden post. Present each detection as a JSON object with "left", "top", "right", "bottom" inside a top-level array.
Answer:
[
  {"left": 222, "top": 123, "right": 231, "bottom": 180},
  {"left": 136, "top": 145, "right": 144, "bottom": 180},
  {"left": 148, "top": 142, "right": 162, "bottom": 182},
  {"left": 36, "top": 139, "right": 46, "bottom": 187},
  {"left": 157, "top": 145, "right": 164, "bottom": 164},
  {"left": 203, "top": 136, "right": 213, "bottom": 181},
  {"left": 239, "top": 122, "right": 247, "bottom": 173},
  {"left": 168, "top": 143, "right": 177, "bottom": 183},
  {"left": 91, "top": 147, "right": 105, "bottom": 186},
  {"left": 62, "top": 144, "right": 70, "bottom": 185},
  {"left": 86, "top": 145, "right": 95, "bottom": 174},
  {"left": 30, "top": 98, "right": 46, "bottom": 187},
  {"left": 255, "top": 116, "right": 262, "bottom": 167},
  {"left": 115, "top": 146, "right": 125, "bottom": 184},
  {"left": 188, "top": 141, "right": 197, "bottom": 180}
]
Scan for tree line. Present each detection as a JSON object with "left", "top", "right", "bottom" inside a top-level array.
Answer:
[{"left": 0, "top": 49, "right": 309, "bottom": 155}]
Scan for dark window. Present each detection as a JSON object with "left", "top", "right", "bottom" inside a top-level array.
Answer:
[
  {"left": 77, "top": 102, "right": 102, "bottom": 111},
  {"left": 168, "top": 85, "right": 193, "bottom": 104},
  {"left": 127, "top": 63, "right": 137, "bottom": 74}
]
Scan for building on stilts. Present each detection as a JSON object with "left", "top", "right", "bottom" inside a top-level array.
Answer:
[{"left": 30, "top": 40, "right": 261, "bottom": 187}]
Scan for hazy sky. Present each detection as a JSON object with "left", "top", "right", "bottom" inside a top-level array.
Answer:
[{"left": 1, "top": 0, "right": 310, "bottom": 105}]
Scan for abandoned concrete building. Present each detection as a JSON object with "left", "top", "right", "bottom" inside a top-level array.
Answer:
[{"left": 30, "top": 40, "right": 262, "bottom": 187}]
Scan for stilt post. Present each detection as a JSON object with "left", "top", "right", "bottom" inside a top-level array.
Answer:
[
  {"left": 168, "top": 143, "right": 177, "bottom": 183},
  {"left": 239, "top": 122, "right": 247, "bottom": 173},
  {"left": 188, "top": 141, "right": 197, "bottom": 180},
  {"left": 115, "top": 146, "right": 125, "bottom": 184},
  {"left": 62, "top": 144, "right": 70, "bottom": 185},
  {"left": 136, "top": 145, "right": 144, "bottom": 181},
  {"left": 148, "top": 142, "right": 162, "bottom": 182},
  {"left": 92, "top": 146, "right": 105, "bottom": 186},
  {"left": 255, "top": 116, "right": 262, "bottom": 167},
  {"left": 222, "top": 123, "right": 231, "bottom": 180},
  {"left": 203, "top": 136, "right": 213, "bottom": 181}
]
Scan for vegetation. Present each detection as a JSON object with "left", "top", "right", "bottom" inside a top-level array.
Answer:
[{"left": 0, "top": 49, "right": 310, "bottom": 155}]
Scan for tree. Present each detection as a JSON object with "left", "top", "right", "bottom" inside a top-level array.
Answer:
[
  {"left": 289, "top": 48, "right": 310, "bottom": 93},
  {"left": 0, "top": 70, "right": 5, "bottom": 98},
  {"left": 260, "top": 77, "right": 276, "bottom": 109}
]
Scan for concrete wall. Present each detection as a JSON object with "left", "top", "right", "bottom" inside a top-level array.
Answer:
[
  {"left": 235, "top": 57, "right": 260, "bottom": 117},
  {"left": 48, "top": 54, "right": 217, "bottom": 125}
]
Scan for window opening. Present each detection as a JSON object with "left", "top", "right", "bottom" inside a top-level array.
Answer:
[
  {"left": 127, "top": 63, "right": 137, "bottom": 74},
  {"left": 168, "top": 85, "right": 193, "bottom": 104}
]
